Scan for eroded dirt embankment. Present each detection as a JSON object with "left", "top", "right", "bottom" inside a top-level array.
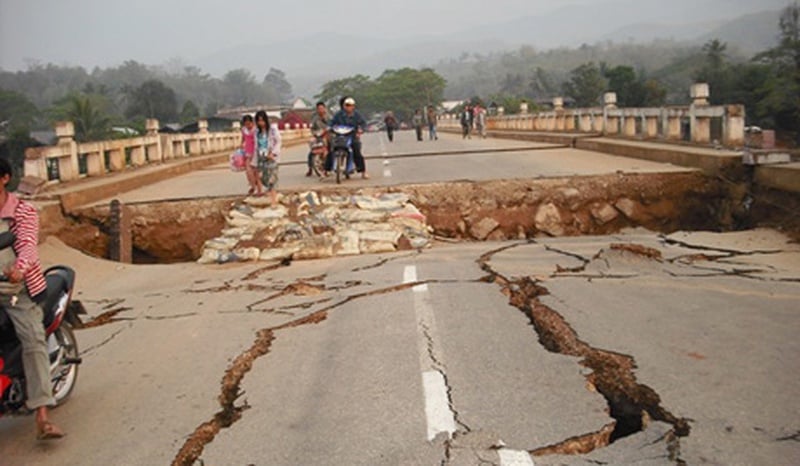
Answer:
[{"left": 55, "top": 172, "right": 727, "bottom": 263}]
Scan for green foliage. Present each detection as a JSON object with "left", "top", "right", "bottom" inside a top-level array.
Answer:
[
  {"left": 604, "top": 65, "right": 667, "bottom": 107},
  {"left": 50, "top": 93, "right": 111, "bottom": 142},
  {"left": 263, "top": 68, "right": 293, "bottom": 104},
  {"left": 314, "top": 68, "right": 445, "bottom": 121},
  {"left": 315, "top": 75, "right": 373, "bottom": 109},
  {"left": 125, "top": 79, "right": 178, "bottom": 122},
  {"left": 179, "top": 100, "right": 200, "bottom": 124},
  {"left": 564, "top": 63, "right": 607, "bottom": 107},
  {"left": 0, "top": 128, "right": 37, "bottom": 190},
  {"left": 0, "top": 89, "right": 39, "bottom": 132}
]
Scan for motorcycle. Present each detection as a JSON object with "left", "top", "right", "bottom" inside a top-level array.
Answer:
[
  {"left": 0, "top": 230, "right": 85, "bottom": 417},
  {"left": 330, "top": 125, "right": 356, "bottom": 184}
]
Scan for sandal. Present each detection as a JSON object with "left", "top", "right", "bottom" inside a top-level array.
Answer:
[
  {"left": 247, "top": 188, "right": 255, "bottom": 196},
  {"left": 37, "top": 420, "right": 64, "bottom": 440}
]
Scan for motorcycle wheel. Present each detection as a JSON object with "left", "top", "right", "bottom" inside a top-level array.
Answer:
[
  {"left": 51, "top": 323, "right": 79, "bottom": 406},
  {"left": 336, "top": 150, "right": 346, "bottom": 184}
]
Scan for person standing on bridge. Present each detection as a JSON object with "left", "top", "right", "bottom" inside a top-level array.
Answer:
[
  {"left": 383, "top": 111, "right": 397, "bottom": 142},
  {"left": 412, "top": 109, "right": 424, "bottom": 141},
  {"left": 330, "top": 97, "right": 369, "bottom": 179},
  {"left": 460, "top": 104, "right": 473, "bottom": 139},
  {"left": 427, "top": 105, "right": 438, "bottom": 141},
  {"left": 240, "top": 114, "right": 260, "bottom": 197},
  {"left": 0, "top": 157, "right": 64, "bottom": 440},
  {"left": 255, "top": 110, "right": 282, "bottom": 208},
  {"left": 474, "top": 104, "right": 487, "bottom": 139}
]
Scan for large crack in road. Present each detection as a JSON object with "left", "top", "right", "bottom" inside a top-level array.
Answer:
[
  {"left": 477, "top": 242, "right": 690, "bottom": 464},
  {"left": 170, "top": 275, "right": 484, "bottom": 466}
]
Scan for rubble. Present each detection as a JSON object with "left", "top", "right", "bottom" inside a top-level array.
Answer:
[{"left": 197, "top": 192, "right": 432, "bottom": 264}]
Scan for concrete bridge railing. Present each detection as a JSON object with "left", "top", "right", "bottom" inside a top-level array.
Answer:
[
  {"left": 439, "top": 84, "right": 746, "bottom": 147},
  {"left": 25, "top": 118, "right": 312, "bottom": 184}
]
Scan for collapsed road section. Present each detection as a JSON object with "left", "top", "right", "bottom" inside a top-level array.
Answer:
[{"left": 54, "top": 171, "right": 729, "bottom": 263}]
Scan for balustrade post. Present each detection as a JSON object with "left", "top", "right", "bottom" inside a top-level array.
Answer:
[
  {"left": 690, "top": 83, "right": 711, "bottom": 144},
  {"left": 623, "top": 113, "right": 636, "bottom": 137},
  {"left": 579, "top": 112, "right": 592, "bottom": 132},
  {"left": 55, "top": 121, "right": 80, "bottom": 181},
  {"left": 645, "top": 115, "right": 659, "bottom": 138},
  {"left": 723, "top": 104, "right": 745, "bottom": 146},
  {"left": 603, "top": 93, "right": 618, "bottom": 135},
  {"left": 145, "top": 118, "right": 162, "bottom": 162}
]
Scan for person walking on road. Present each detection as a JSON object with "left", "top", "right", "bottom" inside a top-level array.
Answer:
[
  {"left": 412, "top": 109, "right": 424, "bottom": 141},
  {"left": 240, "top": 114, "right": 261, "bottom": 196},
  {"left": 0, "top": 157, "right": 64, "bottom": 441},
  {"left": 330, "top": 96, "right": 369, "bottom": 179},
  {"left": 460, "top": 104, "right": 473, "bottom": 139},
  {"left": 474, "top": 104, "right": 487, "bottom": 139},
  {"left": 427, "top": 106, "right": 438, "bottom": 140},
  {"left": 384, "top": 111, "right": 397, "bottom": 142},
  {"left": 255, "top": 110, "right": 281, "bottom": 207}
]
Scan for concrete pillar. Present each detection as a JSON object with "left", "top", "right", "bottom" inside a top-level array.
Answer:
[
  {"left": 603, "top": 93, "right": 618, "bottom": 135},
  {"left": 689, "top": 83, "right": 711, "bottom": 143},
  {"left": 54, "top": 121, "right": 80, "bottom": 181},
  {"left": 645, "top": 116, "right": 659, "bottom": 138},
  {"left": 85, "top": 148, "right": 105, "bottom": 176},
  {"left": 592, "top": 114, "right": 604, "bottom": 132},
  {"left": 130, "top": 145, "right": 146, "bottom": 166},
  {"left": 23, "top": 149, "right": 47, "bottom": 180},
  {"left": 108, "top": 148, "right": 125, "bottom": 171},
  {"left": 520, "top": 101, "right": 529, "bottom": 114},
  {"left": 497, "top": 106, "right": 505, "bottom": 116},
  {"left": 723, "top": 104, "right": 745, "bottom": 147},
  {"left": 623, "top": 116, "right": 636, "bottom": 137},
  {"left": 690, "top": 83, "right": 710, "bottom": 107},
  {"left": 108, "top": 200, "right": 132, "bottom": 263},
  {"left": 565, "top": 113, "right": 576, "bottom": 131},
  {"left": 578, "top": 113, "right": 591, "bottom": 132},
  {"left": 552, "top": 97, "right": 564, "bottom": 111},
  {"left": 142, "top": 119, "right": 161, "bottom": 162},
  {"left": 666, "top": 115, "right": 682, "bottom": 140}
]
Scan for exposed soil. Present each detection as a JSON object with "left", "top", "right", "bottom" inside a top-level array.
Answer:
[{"left": 53, "top": 172, "right": 737, "bottom": 263}]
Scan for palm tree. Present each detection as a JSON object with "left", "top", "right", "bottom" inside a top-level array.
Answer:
[{"left": 60, "top": 94, "right": 110, "bottom": 142}]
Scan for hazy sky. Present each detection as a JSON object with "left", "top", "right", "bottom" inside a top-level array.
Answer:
[
  {"left": 0, "top": 0, "right": 784, "bottom": 72},
  {"left": 0, "top": 0, "right": 592, "bottom": 70}
]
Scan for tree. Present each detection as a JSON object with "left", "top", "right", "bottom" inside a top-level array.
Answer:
[
  {"left": 179, "top": 100, "right": 200, "bottom": 124},
  {"left": 694, "top": 39, "right": 734, "bottom": 104},
  {"left": 604, "top": 66, "right": 667, "bottom": 107},
  {"left": 315, "top": 75, "right": 373, "bottom": 109},
  {"left": 51, "top": 93, "right": 111, "bottom": 142},
  {"left": 263, "top": 68, "right": 293, "bottom": 104},
  {"left": 564, "top": 63, "right": 607, "bottom": 107},
  {"left": 367, "top": 68, "right": 447, "bottom": 120},
  {"left": 755, "top": 2, "right": 800, "bottom": 143},
  {"left": 222, "top": 69, "right": 272, "bottom": 107},
  {"left": 125, "top": 79, "right": 178, "bottom": 122},
  {"left": 0, "top": 89, "right": 39, "bottom": 132}
]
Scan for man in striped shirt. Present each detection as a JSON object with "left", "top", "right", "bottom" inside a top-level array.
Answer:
[{"left": 0, "top": 157, "right": 64, "bottom": 440}]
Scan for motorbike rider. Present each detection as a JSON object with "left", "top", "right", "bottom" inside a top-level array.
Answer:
[
  {"left": 0, "top": 158, "right": 64, "bottom": 440},
  {"left": 329, "top": 96, "right": 369, "bottom": 179},
  {"left": 307, "top": 101, "right": 331, "bottom": 177}
]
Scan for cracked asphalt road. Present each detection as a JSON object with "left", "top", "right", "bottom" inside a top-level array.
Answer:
[{"left": 0, "top": 229, "right": 798, "bottom": 465}]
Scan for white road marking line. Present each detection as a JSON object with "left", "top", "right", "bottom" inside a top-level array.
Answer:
[
  {"left": 421, "top": 370, "right": 457, "bottom": 441},
  {"left": 404, "top": 265, "right": 455, "bottom": 441},
  {"left": 403, "top": 265, "right": 427, "bottom": 292},
  {"left": 498, "top": 449, "right": 536, "bottom": 466}
]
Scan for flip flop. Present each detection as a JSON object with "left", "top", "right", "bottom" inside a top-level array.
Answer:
[{"left": 36, "top": 420, "right": 64, "bottom": 440}]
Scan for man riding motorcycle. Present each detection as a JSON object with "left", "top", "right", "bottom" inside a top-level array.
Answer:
[
  {"left": 0, "top": 157, "right": 64, "bottom": 440},
  {"left": 329, "top": 96, "right": 369, "bottom": 179},
  {"left": 307, "top": 101, "right": 331, "bottom": 177}
]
